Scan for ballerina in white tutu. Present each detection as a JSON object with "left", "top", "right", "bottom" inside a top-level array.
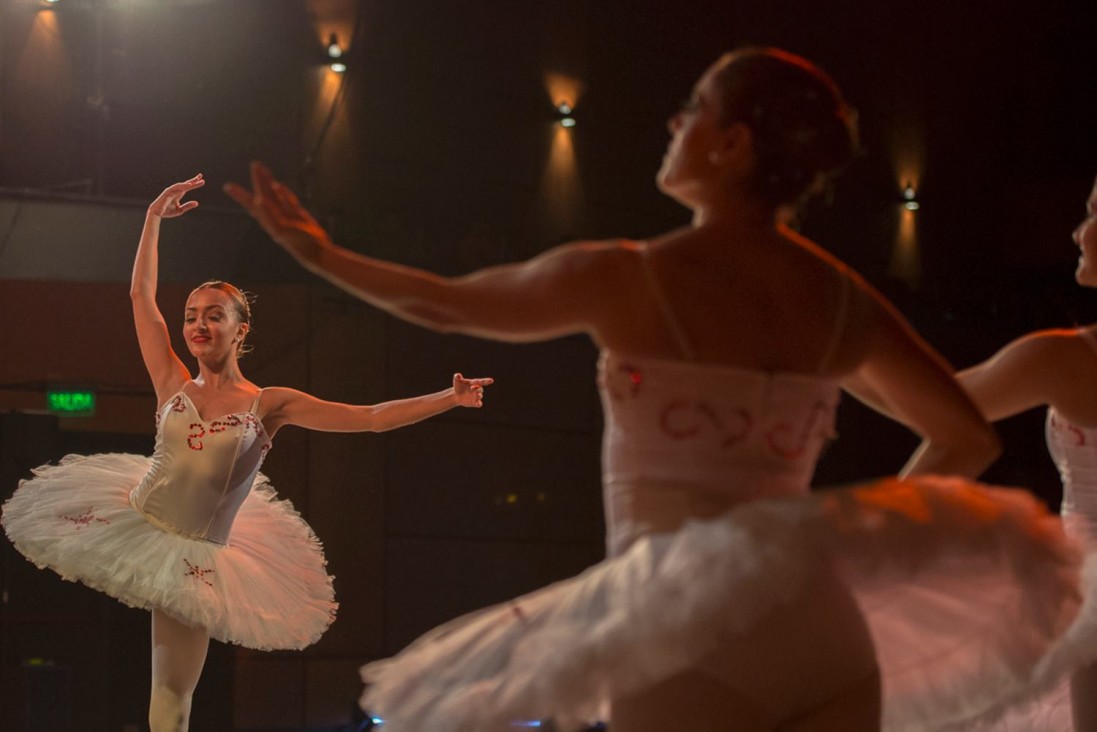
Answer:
[
  {"left": 955, "top": 174, "right": 1097, "bottom": 731},
  {"left": 1, "top": 174, "right": 492, "bottom": 732},
  {"left": 228, "top": 49, "right": 1082, "bottom": 731}
]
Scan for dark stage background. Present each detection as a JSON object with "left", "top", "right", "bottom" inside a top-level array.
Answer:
[{"left": 1, "top": 0, "right": 1095, "bottom": 729}]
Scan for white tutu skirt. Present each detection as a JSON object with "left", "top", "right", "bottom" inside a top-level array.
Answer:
[
  {"left": 967, "top": 548, "right": 1097, "bottom": 732},
  {"left": 2, "top": 453, "right": 337, "bottom": 651},
  {"left": 360, "top": 476, "right": 1083, "bottom": 731}
]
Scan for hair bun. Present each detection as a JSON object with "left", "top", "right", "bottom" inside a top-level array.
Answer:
[{"left": 714, "top": 48, "right": 859, "bottom": 208}]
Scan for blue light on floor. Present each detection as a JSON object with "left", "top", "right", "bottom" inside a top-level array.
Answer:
[{"left": 362, "top": 715, "right": 547, "bottom": 728}]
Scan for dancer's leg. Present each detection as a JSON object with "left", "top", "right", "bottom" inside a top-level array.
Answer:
[
  {"left": 149, "top": 609, "right": 210, "bottom": 732},
  {"left": 612, "top": 568, "right": 879, "bottom": 732},
  {"left": 778, "top": 670, "right": 881, "bottom": 732}
]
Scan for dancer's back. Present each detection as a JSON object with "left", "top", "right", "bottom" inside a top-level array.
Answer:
[{"left": 597, "top": 231, "right": 855, "bottom": 556}]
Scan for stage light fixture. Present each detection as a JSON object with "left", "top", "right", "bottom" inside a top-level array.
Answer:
[
  {"left": 902, "top": 183, "right": 920, "bottom": 211},
  {"left": 555, "top": 101, "right": 576, "bottom": 128},
  {"left": 327, "top": 33, "right": 343, "bottom": 58},
  {"left": 326, "top": 33, "right": 347, "bottom": 73}
]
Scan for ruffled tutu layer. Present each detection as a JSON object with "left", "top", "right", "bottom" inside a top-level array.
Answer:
[
  {"left": 961, "top": 549, "right": 1097, "bottom": 731},
  {"left": 2, "top": 453, "right": 336, "bottom": 650},
  {"left": 360, "top": 476, "right": 1082, "bottom": 731}
]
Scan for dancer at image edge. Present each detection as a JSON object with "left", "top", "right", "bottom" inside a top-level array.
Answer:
[{"left": 956, "top": 174, "right": 1097, "bottom": 731}]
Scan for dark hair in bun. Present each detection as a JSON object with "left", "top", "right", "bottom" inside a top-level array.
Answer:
[{"left": 712, "top": 47, "right": 859, "bottom": 209}]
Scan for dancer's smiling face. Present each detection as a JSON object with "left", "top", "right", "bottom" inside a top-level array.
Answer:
[{"left": 183, "top": 286, "right": 249, "bottom": 361}]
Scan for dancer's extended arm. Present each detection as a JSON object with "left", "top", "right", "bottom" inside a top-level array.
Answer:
[
  {"left": 225, "top": 163, "right": 613, "bottom": 343},
  {"left": 260, "top": 373, "right": 492, "bottom": 436}
]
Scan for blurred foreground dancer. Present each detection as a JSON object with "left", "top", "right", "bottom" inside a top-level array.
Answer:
[{"left": 229, "top": 50, "right": 1081, "bottom": 732}]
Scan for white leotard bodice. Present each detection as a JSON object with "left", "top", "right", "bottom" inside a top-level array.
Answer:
[
  {"left": 1045, "top": 329, "right": 1097, "bottom": 533},
  {"left": 1047, "top": 407, "right": 1097, "bottom": 532},
  {"left": 129, "top": 387, "right": 271, "bottom": 545},
  {"left": 599, "top": 247, "right": 848, "bottom": 555},
  {"left": 600, "top": 353, "right": 840, "bottom": 554}
]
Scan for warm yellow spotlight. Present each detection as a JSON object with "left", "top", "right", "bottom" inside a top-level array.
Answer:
[
  {"left": 544, "top": 73, "right": 584, "bottom": 114},
  {"left": 539, "top": 73, "right": 584, "bottom": 238}
]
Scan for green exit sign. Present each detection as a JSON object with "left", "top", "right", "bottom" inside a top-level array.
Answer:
[{"left": 47, "top": 389, "right": 96, "bottom": 416}]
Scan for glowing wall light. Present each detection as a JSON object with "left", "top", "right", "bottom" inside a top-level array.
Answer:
[
  {"left": 325, "top": 33, "right": 347, "bottom": 73},
  {"left": 555, "top": 101, "right": 576, "bottom": 128},
  {"left": 327, "top": 33, "right": 343, "bottom": 58},
  {"left": 889, "top": 118, "right": 925, "bottom": 288},
  {"left": 539, "top": 73, "right": 585, "bottom": 238},
  {"left": 902, "top": 183, "right": 920, "bottom": 211},
  {"left": 889, "top": 179, "right": 922, "bottom": 287}
]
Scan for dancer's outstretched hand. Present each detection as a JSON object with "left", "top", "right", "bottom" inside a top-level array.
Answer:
[
  {"left": 453, "top": 373, "right": 494, "bottom": 408},
  {"left": 223, "top": 162, "right": 332, "bottom": 263},
  {"left": 148, "top": 174, "right": 205, "bottom": 218}
]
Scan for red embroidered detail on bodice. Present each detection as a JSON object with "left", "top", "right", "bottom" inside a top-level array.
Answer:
[
  {"left": 1050, "top": 411, "right": 1086, "bottom": 447},
  {"left": 607, "top": 362, "right": 835, "bottom": 461}
]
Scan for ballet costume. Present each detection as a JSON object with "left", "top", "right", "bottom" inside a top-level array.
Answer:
[
  {"left": 976, "top": 329, "right": 1097, "bottom": 731},
  {"left": 2, "top": 386, "right": 336, "bottom": 651},
  {"left": 358, "top": 263, "right": 1084, "bottom": 732}
]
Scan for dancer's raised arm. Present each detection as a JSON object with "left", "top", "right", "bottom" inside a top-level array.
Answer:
[
  {"left": 131, "top": 174, "right": 205, "bottom": 403},
  {"left": 225, "top": 164, "right": 612, "bottom": 343}
]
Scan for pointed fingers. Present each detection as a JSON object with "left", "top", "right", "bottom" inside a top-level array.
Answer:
[
  {"left": 251, "top": 161, "right": 279, "bottom": 199},
  {"left": 271, "top": 180, "right": 301, "bottom": 211},
  {"left": 222, "top": 182, "right": 255, "bottom": 211}
]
